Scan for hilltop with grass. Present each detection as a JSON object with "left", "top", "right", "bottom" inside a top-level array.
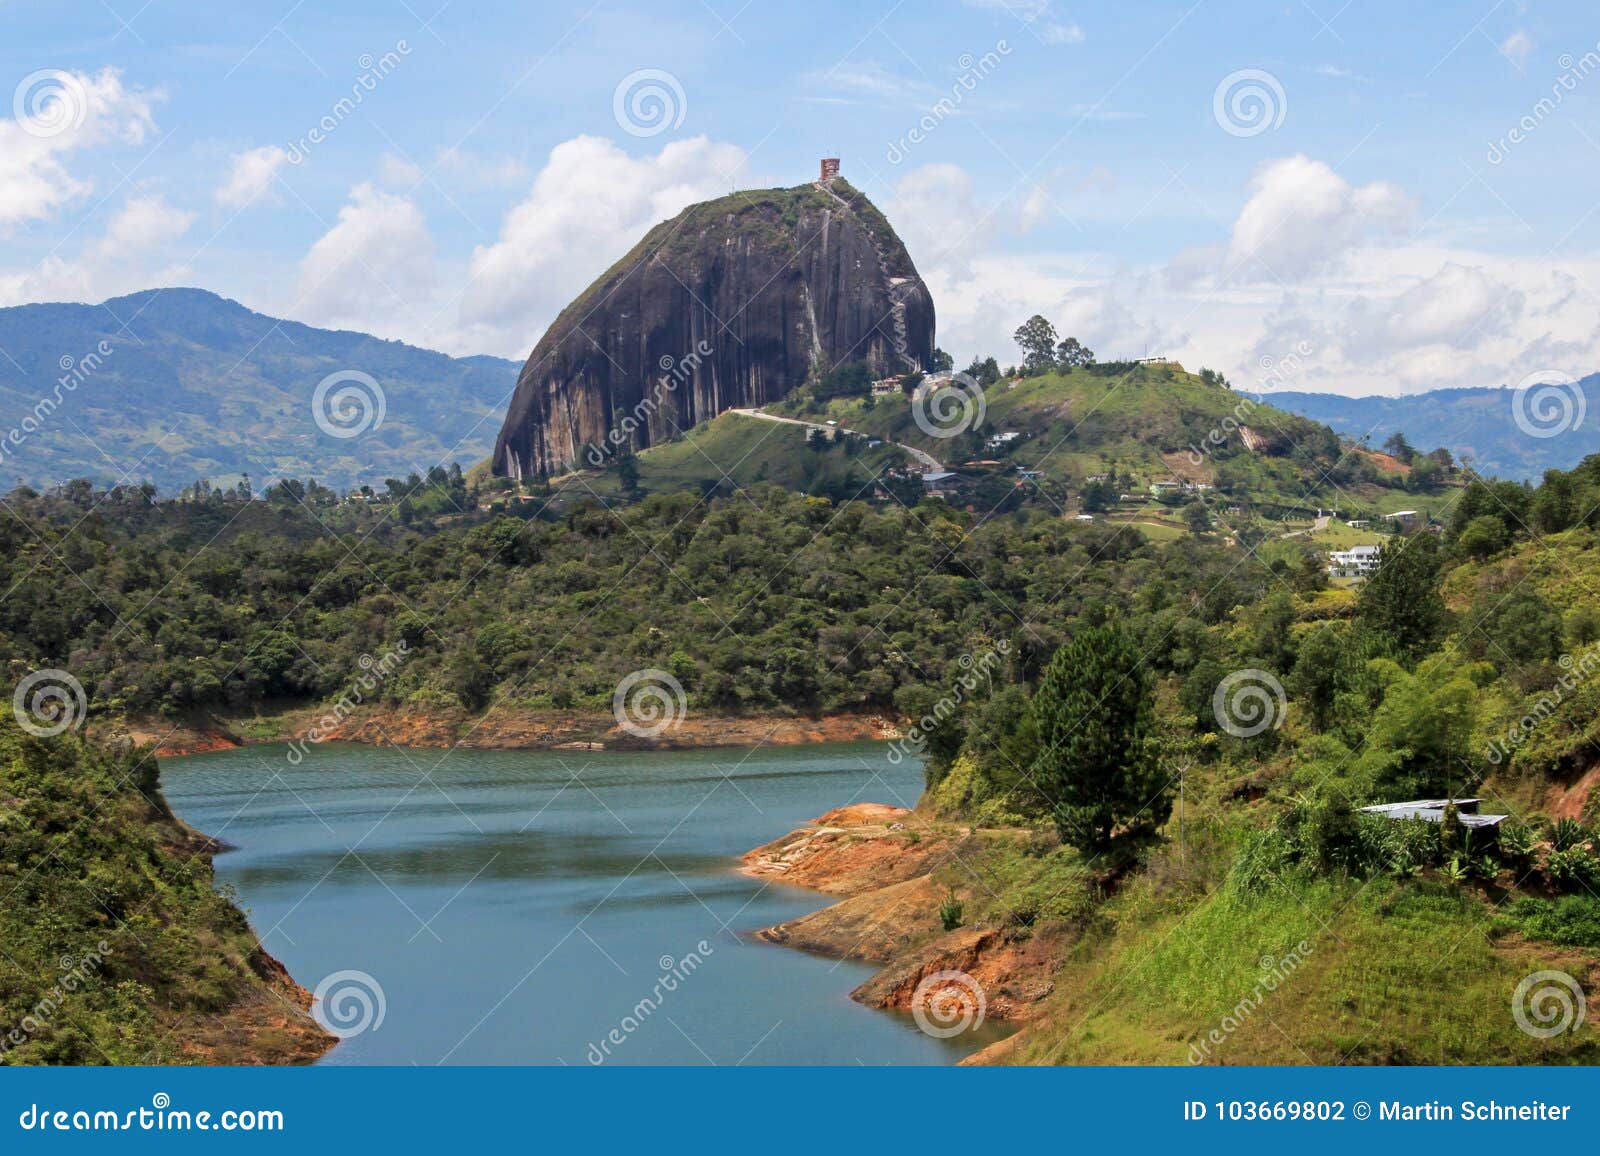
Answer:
[{"left": 774, "top": 359, "right": 1454, "bottom": 517}]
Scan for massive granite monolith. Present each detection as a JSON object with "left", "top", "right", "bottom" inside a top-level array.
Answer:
[{"left": 492, "top": 177, "right": 934, "bottom": 478}]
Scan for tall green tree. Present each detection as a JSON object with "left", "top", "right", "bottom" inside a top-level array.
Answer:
[
  {"left": 1289, "top": 626, "right": 1357, "bottom": 732},
  {"left": 1358, "top": 659, "right": 1480, "bottom": 800},
  {"left": 1012, "top": 314, "right": 1059, "bottom": 375},
  {"left": 1029, "top": 622, "right": 1170, "bottom": 853},
  {"left": 1356, "top": 533, "right": 1446, "bottom": 659},
  {"left": 1382, "top": 431, "right": 1415, "bottom": 463},
  {"left": 615, "top": 451, "right": 641, "bottom": 499},
  {"left": 1055, "top": 336, "right": 1095, "bottom": 368},
  {"left": 963, "top": 355, "right": 1002, "bottom": 387}
]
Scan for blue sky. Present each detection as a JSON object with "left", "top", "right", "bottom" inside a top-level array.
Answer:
[{"left": 3, "top": 0, "right": 1598, "bottom": 395}]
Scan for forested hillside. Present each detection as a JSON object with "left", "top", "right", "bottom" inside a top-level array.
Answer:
[
  {"left": 0, "top": 719, "right": 330, "bottom": 1064},
  {"left": 0, "top": 289, "right": 518, "bottom": 491}
]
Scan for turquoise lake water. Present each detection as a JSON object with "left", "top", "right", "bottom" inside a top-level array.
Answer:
[{"left": 160, "top": 740, "right": 1008, "bottom": 1065}]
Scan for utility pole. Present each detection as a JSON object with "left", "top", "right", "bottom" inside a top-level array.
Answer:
[{"left": 1178, "top": 764, "right": 1186, "bottom": 855}]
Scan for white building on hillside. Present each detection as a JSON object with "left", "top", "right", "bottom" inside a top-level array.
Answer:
[{"left": 1328, "top": 544, "right": 1381, "bottom": 578}]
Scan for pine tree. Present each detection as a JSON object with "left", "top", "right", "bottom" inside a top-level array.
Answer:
[{"left": 1029, "top": 623, "right": 1169, "bottom": 853}]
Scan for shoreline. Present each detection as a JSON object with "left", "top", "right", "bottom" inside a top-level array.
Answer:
[
  {"left": 150, "top": 816, "right": 335, "bottom": 1064},
  {"left": 121, "top": 704, "right": 904, "bottom": 759},
  {"left": 740, "top": 803, "right": 1058, "bottom": 1066}
]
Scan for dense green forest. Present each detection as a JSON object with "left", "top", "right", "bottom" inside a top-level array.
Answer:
[
  {"left": 0, "top": 719, "right": 329, "bottom": 1064},
  {"left": 0, "top": 470, "right": 1290, "bottom": 721}
]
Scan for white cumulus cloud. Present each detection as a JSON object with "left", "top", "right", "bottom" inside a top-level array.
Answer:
[
  {"left": 217, "top": 146, "right": 288, "bottom": 207},
  {"left": 0, "top": 68, "right": 160, "bottom": 230},
  {"left": 1358, "top": 261, "right": 1524, "bottom": 353},
  {"left": 94, "top": 194, "right": 195, "bottom": 260},
  {"left": 1226, "top": 154, "right": 1413, "bottom": 280},
  {"left": 296, "top": 184, "right": 435, "bottom": 332}
]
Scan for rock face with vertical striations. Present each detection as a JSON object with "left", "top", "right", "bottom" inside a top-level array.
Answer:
[{"left": 492, "top": 177, "right": 935, "bottom": 479}]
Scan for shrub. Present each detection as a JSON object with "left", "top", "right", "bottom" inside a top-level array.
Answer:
[
  {"left": 1550, "top": 817, "right": 1591, "bottom": 852},
  {"left": 1498, "top": 822, "right": 1536, "bottom": 869},
  {"left": 971, "top": 842, "right": 1097, "bottom": 929},
  {"left": 939, "top": 889, "right": 965, "bottom": 931},
  {"left": 1509, "top": 895, "right": 1600, "bottom": 946},
  {"left": 1230, "top": 827, "right": 1298, "bottom": 894},
  {"left": 1375, "top": 816, "right": 1441, "bottom": 877},
  {"left": 1544, "top": 846, "right": 1600, "bottom": 891}
]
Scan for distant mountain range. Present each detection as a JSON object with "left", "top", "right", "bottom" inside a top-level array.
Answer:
[
  {"left": 2, "top": 286, "right": 1593, "bottom": 492},
  {"left": 1269, "top": 377, "right": 1600, "bottom": 482},
  {"left": 0, "top": 289, "right": 520, "bottom": 492}
]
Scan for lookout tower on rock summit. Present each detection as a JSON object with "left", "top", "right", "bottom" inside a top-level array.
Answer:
[{"left": 819, "top": 157, "right": 840, "bottom": 181}]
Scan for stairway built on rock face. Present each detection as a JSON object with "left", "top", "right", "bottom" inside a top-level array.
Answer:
[{"left": 816, "top": 177, "right": 922, "bottom": 375}]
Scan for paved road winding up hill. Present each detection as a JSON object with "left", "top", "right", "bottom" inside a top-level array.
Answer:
[{"left": 726, "top": 408, "right": 945, "bottom": 471}]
